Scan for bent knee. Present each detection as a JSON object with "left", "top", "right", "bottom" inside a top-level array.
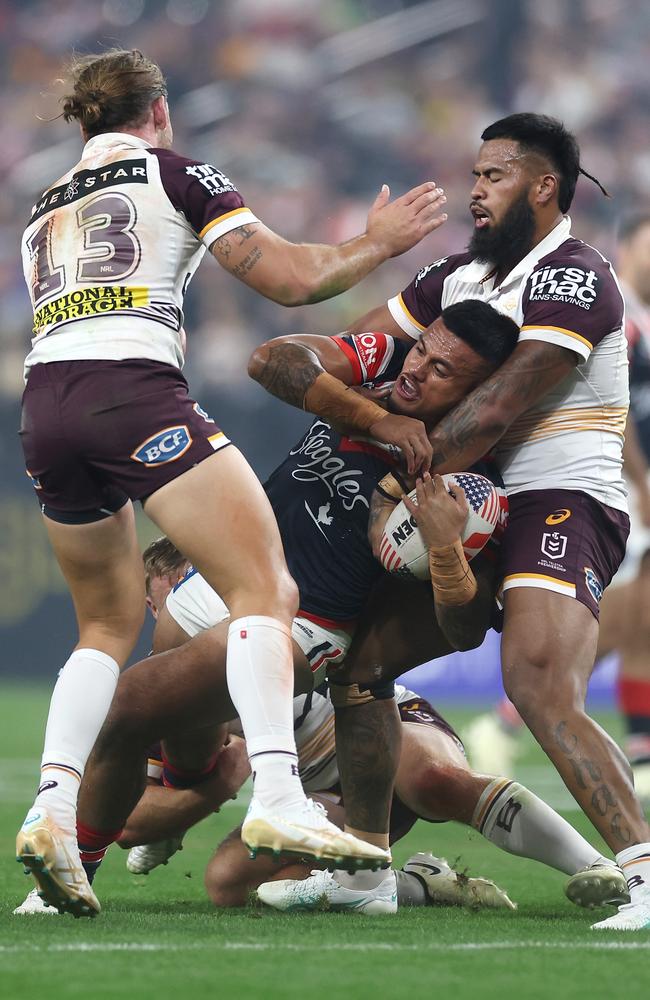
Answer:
[
  {"left": 503, "top": 661, "right": 584, "bottom": 723},
  {"left": 402, "top": 763, "right": 472, "bottom": 822}
]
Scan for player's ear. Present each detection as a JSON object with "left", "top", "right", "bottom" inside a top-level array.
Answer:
[
  {"left": 535, "top": 172, "right": 558, "bottom": 207},
  {"left": 152, "top": 94, "right": 168, "bottom": 130}
]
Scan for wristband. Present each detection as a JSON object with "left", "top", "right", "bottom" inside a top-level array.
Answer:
[
  {"left": 376, "top": 471, "right": 406, "bottom": 503},
  {"left": 428, "top": 538, "right": 477, "bottom": 606},
  {"left": 303, "top": 371, "right": 386, "bottom": 434}
]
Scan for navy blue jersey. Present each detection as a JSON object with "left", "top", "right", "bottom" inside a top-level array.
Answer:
[
  {"left": 264, "top": 333, "right": 505, "bottom": 623},
  {"left": 265, "top": 333, "right": 407, "bottom": 623}
]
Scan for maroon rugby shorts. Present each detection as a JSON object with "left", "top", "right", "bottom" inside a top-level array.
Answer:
[
  {"left": 20, "top": 359, "right": 230, "bottom": 523},
  {"left": 389, "top": 697, "right": 465, "bottom": 843},
  {"left": 498, "top": 488, "right": 629, "bottom": 620}
]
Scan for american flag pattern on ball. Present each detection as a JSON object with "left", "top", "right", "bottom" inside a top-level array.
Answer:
[
  {"left": 451, "top": 473, "right": 502, "bottom": 559},
  {"left": 378, "top": 472, "right": 508, "bottom": 580}
]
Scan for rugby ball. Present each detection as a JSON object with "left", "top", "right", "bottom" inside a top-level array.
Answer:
[{"left": 378, "top": 473, "right": 503, "bottom": 580}]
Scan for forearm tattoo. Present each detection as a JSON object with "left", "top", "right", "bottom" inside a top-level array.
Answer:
[
  {"left": 257, "top": 343, "right": 323, "bottom": 408},
  {"left": 334, "top": 698, "right": 401, "bottom": 833},
  {"left": 429, "top": 343, "right": 572, "bottom": 470}
]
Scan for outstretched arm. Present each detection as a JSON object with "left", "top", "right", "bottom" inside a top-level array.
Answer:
[
  {"left": 426, "top": 340, "right": 578, "bottom": 472},
  {"left": 211, "top": 184, "right": 447, "bottom": 306}
]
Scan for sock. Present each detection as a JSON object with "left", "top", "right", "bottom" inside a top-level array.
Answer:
[
  {"left": 76, "top": 821, "right": 122, "bottom": 885},
  {"left": 616, "top": 843, "right": 650, "bottom": 900},
  {"left": 618, "top": 678, "right": 650, "bottom": 764},
  {"left": 472, "top": 778, "right": 601, "bottom": 875},
  {"left": 496, "top": 697, "right": 524, "bottom": 734},
  {"left": 226, "top": 617, "right": 304, "bottom": 813},
  {"left": 395, "top": 869, "right": 427, "bottom": 907},
  {"left": 34, "top": 649, "right": 120, "bottom": 830},
  {"left": 162, "top": 753, "right": 219, "bottom": 789},
  {"left": 333, "top": 868, "right": 390, "bottom": 890}
]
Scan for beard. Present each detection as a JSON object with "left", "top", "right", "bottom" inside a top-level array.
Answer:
[{"left": 468, "top": 191, "right": 537, "bottom": 271}]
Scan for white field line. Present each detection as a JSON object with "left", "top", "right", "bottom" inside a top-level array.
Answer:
[{"left": 0, "top": 941, "right": 649, "bottom": 954}]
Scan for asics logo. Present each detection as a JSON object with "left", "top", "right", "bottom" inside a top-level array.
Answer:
[{"left": 545, "top": 508, "right": 571, "bottom": 525}]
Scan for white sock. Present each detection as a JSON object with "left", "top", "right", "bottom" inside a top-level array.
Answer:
[
  {"left": 473, "top": 778, "right": 601, "bottom": 875},
  {"left": 334, "top": 868, "right": 390, "bottom": 890},
  {"left": 34, "top": 648, "right": 120, "bottom": 831},
  {"left": 616, "top": 843, "right": 650, "bottom": 901},
  {"left": 226, "top": 616, "right": 305, "bottom": 812}
]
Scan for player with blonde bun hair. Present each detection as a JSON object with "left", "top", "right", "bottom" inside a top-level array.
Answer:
[{"left": 16, "top": 48, "right": 448, "bottom": 916}]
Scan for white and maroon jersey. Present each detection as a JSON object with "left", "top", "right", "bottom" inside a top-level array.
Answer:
[
  {"left": 622, "top": 279, "right": 650, "bottom": 462},
  {"left": 291, "top": 682, "right": 419, "bottom": 792},
  {"left": 21, "top": 132, "right": 258, "bottom": 373},
  {"left": 387, "top": 216, "right": 629, "bottom": 513}
]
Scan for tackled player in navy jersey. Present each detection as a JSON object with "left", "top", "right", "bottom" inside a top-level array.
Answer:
[{"left": 72, "top": 299, "right": 524, "bottom": 871}]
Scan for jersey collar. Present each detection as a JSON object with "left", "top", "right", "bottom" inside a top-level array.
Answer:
[
  {"left": 463, "top": 215, "right": 572, "bottom": 289},
  {"left": 83, "top": 132, "right": 152, "bottom": 154}
]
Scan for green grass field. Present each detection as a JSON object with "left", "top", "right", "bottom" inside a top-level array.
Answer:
[{"left": 1, "top": 683, "right": 648, "bottom": 1000}]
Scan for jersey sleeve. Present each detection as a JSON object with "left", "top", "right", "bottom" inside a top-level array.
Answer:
[
  {"left": 520, "top": 258, "right": 624, "bottom": 362},
  {"left": 151, "top": 149, "right": 259, "bottom": 249},
  {"left": 332, "top": 333, "right": 407, "bottom": 385},
  {"left": 386, "top": 253, "right": 472, "bottom": 339}
]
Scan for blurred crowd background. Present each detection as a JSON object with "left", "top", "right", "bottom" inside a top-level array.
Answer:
[{"left": 1, "top": 0, "right": 650, "bottom": 675}]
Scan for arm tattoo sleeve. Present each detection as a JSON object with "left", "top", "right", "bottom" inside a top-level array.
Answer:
[
  {"left": 256, "top": 342, "right": 324, "bottom": 409},
  {"left": 429, "top": 341, "right": 576, "bottom": 471}
]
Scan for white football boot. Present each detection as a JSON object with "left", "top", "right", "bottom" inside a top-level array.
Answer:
[
  {"left": 564, "top": 860, "right": 629, "bottom": 909},
  {"left": 257, "top": 868, "right": 397, "bottom": 913},
  {"left": 126, "top": 835, "right": 184, "bottom": 875},
  {"left": 13, "top": 888, "right": 60, "bottom": 916},
  {"left": 16, "top": 807, "right": 100, "bottom": 918},
  {"left": 462, "top": 713, "right": 520, "bottom": 778},
  {"left": 402, "top": 853, "right": 516, "bottom": 910},
  {"left": 242, "top": 797, "right": 391, "bottom": 870},
  {"left": 591, "top": 886, "right": 650, "bottom": 931}
]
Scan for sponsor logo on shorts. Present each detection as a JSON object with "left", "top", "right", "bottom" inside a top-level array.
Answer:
[
  {"left": 528, "top": 265, "right": 599, "bottom": 310},
  {"left": 192, "top": 402, "right": 214, "bottom": 423},
  {"left": 33, "top": 285, "right": 149, "bottom": 333},
  {"left": 540, "top": 531, "right": 567, "bottom": 561},
  {"left": 131, "top": 426, "right": 192, "bottom": 466},
  {"left": 294, "top": 620, "right": 314, "bottom": 640},
  {"left": 584, "top": 567, "right": 603, "bottom": 604},
  {"left": 25, "top": 468, "right": 42, "bottom": 490},
  {"left": 545, "top": 508, "right": 571, "bottom": 525}
]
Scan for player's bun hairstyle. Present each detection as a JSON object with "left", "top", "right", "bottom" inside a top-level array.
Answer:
[
  {"left": 481, "top": 113, "right": 608, "bottom": 213},
  {"left": 62, "top": 49, "right": 167, "bottom": 138},
  {"left": 143, "top": 536, "right": 188, "bottom": 597},
  {"left": 441, "top": 300, "right": 519, "bottom": 368}
]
